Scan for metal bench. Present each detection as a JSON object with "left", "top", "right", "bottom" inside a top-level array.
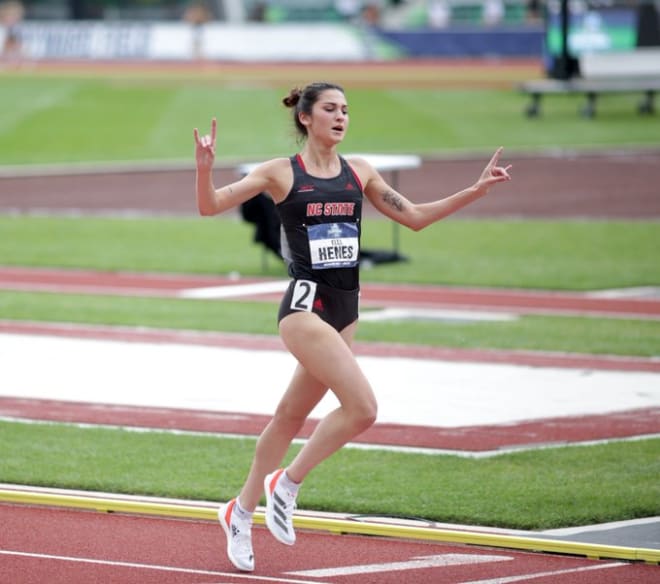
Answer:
[{"left": 519, "top": 48, "right": 660, "bottom": 118}]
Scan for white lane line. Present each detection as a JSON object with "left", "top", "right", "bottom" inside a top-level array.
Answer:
[
  {"left": 586, "top": 286, "right": 660, "bottom": 299},
  {"left": 359, "top": 307, "right": 518, "bottom": 323},
  {"left": 5, "top": 416, "right": 658, "bottom": 459},
  {"left": 0, "top": 549, "right": 319, "bottom": 584},
  {"left": 288, "top": 553, "right": 512, "bottom": 578},
  {"left": 179, "top": 281, "right": 288, "bottom": 299},
  {"left": 459, "top": 561, "right": 625, "bottom": 584}
]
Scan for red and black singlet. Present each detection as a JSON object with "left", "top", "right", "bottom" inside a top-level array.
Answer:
[{"left": 276, "top": 154, "right": 364, "bottom": 291}]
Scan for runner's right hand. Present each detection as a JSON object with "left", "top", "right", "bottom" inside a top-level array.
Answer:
[{"left": 193, "top": 118, "right": 217, "bottom": 171}]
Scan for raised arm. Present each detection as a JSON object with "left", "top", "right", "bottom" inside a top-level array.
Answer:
[
  {"left": 358, "top": 148, "right": 512, "bottom": 231},
  {"left": 193, "top": 118, "right": 279, "bottom": 216}
]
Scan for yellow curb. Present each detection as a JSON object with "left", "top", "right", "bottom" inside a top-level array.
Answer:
[{"left": 1, "top": 486, "right": 657, "bottom": 565}]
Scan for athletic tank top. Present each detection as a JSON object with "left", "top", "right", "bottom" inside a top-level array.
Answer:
[{"left": 276, "top": 154, "right": 364, "bottom": 290}]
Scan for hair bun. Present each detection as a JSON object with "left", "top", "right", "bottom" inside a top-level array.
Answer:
[{"left": 282, "top": 88, "right": 302, "bottom": 108}]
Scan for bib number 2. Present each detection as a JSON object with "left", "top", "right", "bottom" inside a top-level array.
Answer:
[{"left": 291, "top": 280, "right": 317, "bottom": 312}]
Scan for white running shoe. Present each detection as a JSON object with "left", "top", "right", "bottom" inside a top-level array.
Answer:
[
  {"left": 264, "top": 469, "right": 297, "bottom": 545},
  {"left": 218, "top": 499, "right": 255, "bottom": 572}
]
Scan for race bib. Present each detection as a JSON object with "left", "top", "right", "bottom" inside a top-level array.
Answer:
[
  {"left": 289, "top": 279, "right": 317, "bottom": 312},
  {"left": 307, "top": 222, "right": 359, "bottom": 270}
]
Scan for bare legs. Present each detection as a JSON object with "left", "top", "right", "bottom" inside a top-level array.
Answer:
[
  {"left": 280, "top": 314, "right": 377, "bottom": 483},
  {"left": 237, "top": 313, "right": 377, "bottom": 511},
  {"left": 238, "top": 362, "right": 326, "bottom": 510}
]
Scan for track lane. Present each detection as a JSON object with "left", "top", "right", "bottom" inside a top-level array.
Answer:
[
  {"left": 2, "top": 503, "right": 657, "bottom": 584},
  {"left": 2, "top": 266, "right": 659, "bottom": 319},
  {"left": 1, "top": 397, "right": 658, "bottom": 454}
]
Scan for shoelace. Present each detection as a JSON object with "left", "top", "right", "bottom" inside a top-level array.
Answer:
[{"left": 279, "top": 489, "right": 298, "bottom": 519}]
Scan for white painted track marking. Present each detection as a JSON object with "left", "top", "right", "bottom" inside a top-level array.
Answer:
[
  {"left": 0, "top": 549, "right": 320, "bottom": 583},
  {"left": 179, "top": 280, "right": 289, "bottom": 299},
  {"left": 288, "top": 553, "right": 512, "bottom": 577},
  {"left": 459, "top": 561, "right": 625, "bottom": 583},
  {"left": 359, "top": 307, "right": 518, "bottom": 323},
  {"left": 2, "top": 333, "right": 659, "bottom": 428}
]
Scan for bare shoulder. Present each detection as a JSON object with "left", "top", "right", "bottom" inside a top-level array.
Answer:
[
  {"left": 248, "top": 157, "right": 293, "bottom": 202},
  {"left": 344, "top": 155, "right": 378, "bottom": 189},
  {"left": 250, "top": 156, "right": 291, "bottom": 177},
  {"left": 344, "top": 155, "right": 371, "bottom": 172}
]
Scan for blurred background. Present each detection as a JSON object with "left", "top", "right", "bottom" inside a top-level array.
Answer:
[{"left": 1, "top": 0, "right": 658, "bottom": 79}]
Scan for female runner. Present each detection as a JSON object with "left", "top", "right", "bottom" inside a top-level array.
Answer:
[{"left": 194, "top": 81, "right": 512, "bottom": 572}]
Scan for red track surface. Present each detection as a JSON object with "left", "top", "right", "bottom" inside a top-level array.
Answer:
[
  {"left": 1, "top": 396, "right": 658, "bottom": 453},
  {"left": 2, "top": 503, "right": 657, "bottom": 584}
]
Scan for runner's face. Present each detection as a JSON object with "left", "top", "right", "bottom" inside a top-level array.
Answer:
[{"left": 306, "top": 89, "right": 349, "bottom": 144}]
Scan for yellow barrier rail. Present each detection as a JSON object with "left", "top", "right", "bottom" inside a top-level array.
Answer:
[{"left": 1, "top": 486, "right": 657, "bottom": 565}]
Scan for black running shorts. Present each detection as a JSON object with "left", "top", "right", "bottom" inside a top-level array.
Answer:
[{"left": 278, "top": 279, "right": 359, "bottom": 333}]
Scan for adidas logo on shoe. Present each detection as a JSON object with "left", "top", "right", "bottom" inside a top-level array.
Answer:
[{"left": 264, "top": 469, "right": 298, "bottom": 546}]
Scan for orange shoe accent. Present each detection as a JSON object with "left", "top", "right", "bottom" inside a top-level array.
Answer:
[
  {"left": 268, "top": 469, "right": 285, "bottom": 493},
  {"left": 224, "top": 498, "right": 235, "bottom": 525}
]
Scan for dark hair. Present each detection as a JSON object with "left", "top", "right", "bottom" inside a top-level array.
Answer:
[{"left": 282, "top": 82, "right": 345, "bottom": 140}]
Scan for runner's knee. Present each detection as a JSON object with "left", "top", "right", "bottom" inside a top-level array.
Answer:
[
  {"left": 347, "top": 397, "right": 377, "bottom": 433},
  {"left": 272, "top": 402, "right": 308, "bottom": 434}
]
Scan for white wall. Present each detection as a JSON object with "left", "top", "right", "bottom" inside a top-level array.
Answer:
[{"left": 3, "top": 21, "right": 370, "bottom": 61}]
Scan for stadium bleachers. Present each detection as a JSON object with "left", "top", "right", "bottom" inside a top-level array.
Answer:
[{"left": 17, "top": 0, "right": 533, "bottom": 27}]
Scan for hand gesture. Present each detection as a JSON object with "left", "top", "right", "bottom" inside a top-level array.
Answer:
[
  {"left": 193, "top": 118, "right": 217, "bottom": 172},
  {"left": 477, "top": 147, "right": 512, "bottom": 190}
]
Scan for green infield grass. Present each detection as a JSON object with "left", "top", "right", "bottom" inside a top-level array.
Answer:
[
  {"left": 2, "top": 291, "right": 659, "bottom": 357},
  {"left": 1, "top": 215, "right": 658, "bottom": 290},
  {"left": 1, "top": 215, "right": 658, "bottom": 529},
  {"left": 1, "top": 74, "right": 659, "bottom": 166},
  {"left": 1, "top": 215, "right": 658, "bottom": 357},
  {"left": 1, "top": 68, "right": 658, "bottom": 531},
  {"left": 1, "top": 420, "right": 658, "bottom": 530}
]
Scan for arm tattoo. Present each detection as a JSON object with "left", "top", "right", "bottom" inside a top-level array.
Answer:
[{"left": 382, "top": 190, "right": 404, "bottom": 212}]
